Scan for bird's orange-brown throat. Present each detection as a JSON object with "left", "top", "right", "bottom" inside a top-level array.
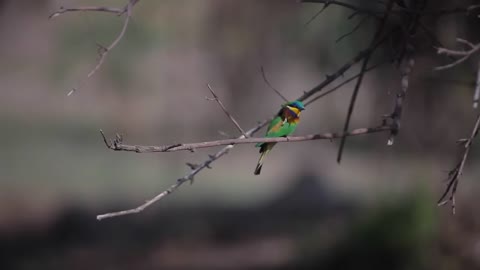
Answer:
[{"left": 285, "top": 105, "right": 301, "bottom": 123}]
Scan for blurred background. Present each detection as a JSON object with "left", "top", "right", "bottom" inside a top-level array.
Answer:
[{"left": 1, "top": 0, "right": 480, "bottom": 269}]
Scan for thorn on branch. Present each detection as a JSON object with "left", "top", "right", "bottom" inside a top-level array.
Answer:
[
  {"left": 186, "top": 162, "right": 199, "bottom": 170},
  {"left": 100, "top": 130, "right": 124, "bottom": 150},
  {"left": 164, "top": 143, "right": 182, "bottom": 151},
  {"left": 96, "top": 43, "right": 108, "bottom": 55},
  {"left": 99, "top": 129, "right": 112, "bottom": 148},
  {"left": 187, "top": 175, "right": 195, "bottom": 185},
  {"left": 325, "top": 74, "right": 334, "bottom": 80}
]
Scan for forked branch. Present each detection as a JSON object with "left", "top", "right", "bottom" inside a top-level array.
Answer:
[
  {"left": 50, "top": 0, "right": 141, "bottom": 96},
  {"left": 97, "top": 123, "right": 392, "bottom": 220},
  {"left": 435, "top": 38, "right": 480, "bottom": 71},
  {"left": 438, "top": 112, "right": 480, "bottom": 214}
]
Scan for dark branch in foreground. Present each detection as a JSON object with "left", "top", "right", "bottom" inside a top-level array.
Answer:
[
  {"left": 438, "top": 112, "right": 480, "bottom": 214},
  {"left": 97, "top": 124, "right": 392, "bottom": 220},
  {"left": 336, "top": 0, "right": 395, "bottom": 163}
]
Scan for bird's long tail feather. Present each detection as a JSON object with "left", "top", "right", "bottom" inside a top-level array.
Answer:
[{"left": 254, "top": 148, "right": 270, "bottom": 175}]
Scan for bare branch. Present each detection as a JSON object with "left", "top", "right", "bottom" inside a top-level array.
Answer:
[
  {"left": 97, "top": 123, "right": 392, "bottom": 220},
  {"left": 435, "top": 39, "right": 480, "bottom": 108},
  {"left": 438, "top": 112, "right": 480, "bottom": 214},
  {"left": 456, "top": 38, "right": 475, "bottom": 49},
  {"left": 100, "top": 125, "right": 392, "bottom": 154},
  {"left": 303, "top": 1, "right": 332, "bottom": 27},
  {"left": 97, "top": 138, "right": 235, "bottom": 220},
  {"left": 206, "top": 84, "right": 248, "bottom": 137},
  {"left": 97, "top": 119, "right": 269, "bottom": 220},
  {"left": 50, "top": 0, "right": 140, "bottom": 96},
  {"left": 49, "top": 6, "right": 124, "bottom": 19},
  {"left": 435, "top": 39, "right": 480, "bottom": 71}
]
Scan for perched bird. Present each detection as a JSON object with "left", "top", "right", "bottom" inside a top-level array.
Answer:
[{"left": 254, "top": 100, "right": 305, "bottom": 175}]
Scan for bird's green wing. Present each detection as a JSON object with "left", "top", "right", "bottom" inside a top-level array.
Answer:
[
  {"left": 266, "top": 118, "right": 297, "bottom": 137},
  {"left": 255, "top": 116, "right": 297, "bottom": 147},
  {"left": 266, "top": 116, "right": 283, "bottom": 135}
]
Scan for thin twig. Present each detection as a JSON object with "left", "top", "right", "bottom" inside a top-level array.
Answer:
[
  {"left": 260, "top": 66, "right": 289, "bottom": 102},
  {"left": 303, "top": 1, "right": 331, "bottom": 27},
  {"left": 336, "top": 15, "right": 370, "bottom": 43},
  {"left": 50, "top": 0, "right": 140, "bottom": 96},
  {"left": 438, "top": 112, "right": 480, "bottom": 214},
  {"left": 298, "top": 29, "right": 394, "bottom": 103},
  {"left": 49, "top": 6, "right": 125, "bottom": 19},
  {"left": 337, "top": 0, "right": 396, "bottom": 163},
  {"left": 305, "top": 61, "right": 386, "bottom": 106},
  {"left": 301, "top": 0, "right": 382, "bottom": 18},
  {"left": 206, "top": 84, "right": 248, "bottom": 137},
  {"left": 435, "top": 39, "right": 480, "bottom": 71}
]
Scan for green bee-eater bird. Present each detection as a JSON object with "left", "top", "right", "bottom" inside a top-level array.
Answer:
[{"left": 254, "top": 100, "right": 305, "bottom": 175}]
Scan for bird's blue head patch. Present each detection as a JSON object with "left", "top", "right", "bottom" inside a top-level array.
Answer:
[{"left": 287, "top": 100, "right": 305, "bottom": 111}]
